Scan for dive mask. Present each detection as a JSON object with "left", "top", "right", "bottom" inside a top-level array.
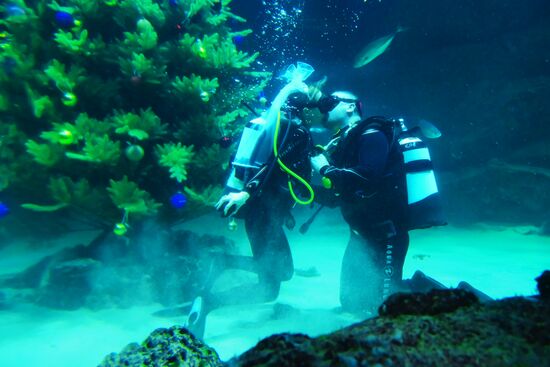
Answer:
[{"left": 317, "top": 95, "right": 363, "bottom": 117}]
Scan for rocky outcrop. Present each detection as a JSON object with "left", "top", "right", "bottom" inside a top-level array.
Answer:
[
  {"left": 101, "top": 271, "right": 549, "bottom": 367},
  {"left": 378, "top": 288, "right": 479, "bottom": 317},
  {"left": 0, "top": 225, "right": 234, "bottom": 310},
  {"left": 230, "top": 272, "right": 550, "bottom": 367},
  {"left": 99, "top": 326, "right": 223, "bottom": 367},
  {"left": 536, "top": 270, "right": 550, "bottom": 300}
]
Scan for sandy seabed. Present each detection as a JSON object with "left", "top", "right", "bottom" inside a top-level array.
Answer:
[{"left": 0, "top": 207, "right": 549, "bottom": 366}]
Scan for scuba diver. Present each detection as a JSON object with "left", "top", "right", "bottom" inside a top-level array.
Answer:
[
  {"left": 185, "top": 63, "right": 322, "bottom": 338},
  {"left": 310, "top": 90, "right": 448, "bottom": 315}
]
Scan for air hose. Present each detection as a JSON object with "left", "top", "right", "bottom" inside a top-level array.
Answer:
[{"left": 274, "top": 111, "right": 315, "bottom": 205}]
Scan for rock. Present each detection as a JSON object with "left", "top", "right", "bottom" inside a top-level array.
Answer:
[
  {"left": 535, "top": 270, "right": 550, "bottom": 300},
  {"left": 378, "top": 288, "right": 479, "bottom": 317},
  {"left": 228, "top": 293, "right": 550, "bottom": 367},
  {"left": 365, "top": 334, "right": 379, "bottom": 346},
  {"left": 337, "top": 354, "right": 358, "bottom": 367},
  {"left": 98, "top": 326, "right": 222, "bottom": 367},
  {"left": 1, "top": 228, "right": 236, "bottom": 310},
  {"left": 231, "top": 333, "right": 316, "bottom": 367},
  {"left": 86, "top": 264, "right": 154, "bottom": 310},
  {"left": 36, "top": 258, "right": 100, "bottom": 310},
  {"left": 390, "top": 329, "right": 403, "bottom": 345},
  {"left": 112, "top": 285, "right": 550, "bottom": 367}
]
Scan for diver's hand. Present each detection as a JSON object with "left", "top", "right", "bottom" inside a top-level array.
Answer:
[
  {"left": 307, "top": 85, "right": 323, "bottom": 103},
  {"left": 307, "top": 76, "right": 327, "bottom": 102},
  {"left": 215, "top": 191, "right": 250, "bottom": 217},
  {"left": 310, "top": 154, "right": 329, "bottom": 173}
]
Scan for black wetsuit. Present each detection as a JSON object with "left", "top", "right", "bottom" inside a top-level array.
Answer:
[
  {"left": 206, "top": 115, "right": 312, "bottom": 311},
  {"left": 320, "top": 117, "right": 409, "bottom": 314}
]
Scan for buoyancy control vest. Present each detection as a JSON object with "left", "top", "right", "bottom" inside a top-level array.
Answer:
[
  {"left": 227, "top": 113, "right": 313, "bottom": 201},
  {"left": 331, "top": 116, "right": 447, "bottom": 231}
]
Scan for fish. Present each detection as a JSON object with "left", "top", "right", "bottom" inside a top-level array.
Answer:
[
  {"left": 353, "top": 26, "right": 407, "bottom": 68},
  {"left": 417, "top": 119, "right": 442, "bottom": 139}
]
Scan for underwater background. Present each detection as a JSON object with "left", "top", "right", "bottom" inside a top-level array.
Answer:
[{"left": 0, "top": 0, "right": 549, "bottom": 365}]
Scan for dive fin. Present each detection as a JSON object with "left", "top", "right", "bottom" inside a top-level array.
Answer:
[
  {"left": 152, "top": 301, "right": 193, "bottom": 318},
  {"left": 406, "top": 270, "right": 448, "bottom": 293},
  {"left": 186, "top": 296, "right": 207, "bottom": 339},
  {"left": 457, "top": 281, "right": 493, "bottom": 302}
]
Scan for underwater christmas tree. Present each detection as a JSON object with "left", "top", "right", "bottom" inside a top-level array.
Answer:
[{"left": 0, "top": 0, "right": 270, "bottom": 236}]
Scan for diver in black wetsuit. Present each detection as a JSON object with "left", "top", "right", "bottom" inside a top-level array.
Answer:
[
  {"left": 311, "top": 91, "right": 446, "bottom": 315},
  {"left": 185, "top": 71, "right": 319, "bottom": 338}
]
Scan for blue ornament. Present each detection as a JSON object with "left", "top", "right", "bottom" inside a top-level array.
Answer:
[
  {"left": 1, "top": 57, "right": 17, "bottom": 76},
  {"left": 7, "top": 5, "right": 25, "bottom": 17},
  {"left": 168, "top": 0, "right": 178, "bottom": 7},
  {"left": 55, "top": 11, "right": 75, "bottom": 28},
  {"left": 170, "top": 192, "right": 187, "bottom": 209},
  {"left": 0, "top": 202, "right": 9, "bottom": 218},
  {"left": 233, "top": 35, "right": 244, "bottom": 45}
]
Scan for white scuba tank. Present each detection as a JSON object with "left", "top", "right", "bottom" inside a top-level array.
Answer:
[
  {"left": 226, "top": 116, "right": 267, "bottom": 191},
  {"left": 399, "top": 135, "right": 439, "bottom": 204},
  {"left": 397, "top": 119, "right": 446, "bottom": 229},
  {"left": 233, "top": 116, "right": 267, "bottom": 170}
]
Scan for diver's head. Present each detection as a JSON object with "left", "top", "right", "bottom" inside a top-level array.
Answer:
[
  {"left": 285, "top": 92, "right": 324, "bottom": 127},
  {"left": 318, "top": 91, "right": 363, "bottom": 131}
]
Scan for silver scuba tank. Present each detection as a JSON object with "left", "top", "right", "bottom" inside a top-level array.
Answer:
[
  {"left": 226, "top": 116, "right": 268, "bottom": 191},
  {"left": 397, "top": 119, "right": 446, "bottom": 230},
  {"left": 233, "top": 116, "right": 267, "bottom": 170}
]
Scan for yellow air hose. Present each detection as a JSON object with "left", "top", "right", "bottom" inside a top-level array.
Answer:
[{"left": 274, "top": 111, "right": 315, "bottom": 205}]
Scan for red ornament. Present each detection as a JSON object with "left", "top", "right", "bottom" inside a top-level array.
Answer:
[
  {"left": 219, "top": 136, "right": 232, "bottom": 148},
  {"left": 131, "top": 75, "right": 142, "bottom": 85}
]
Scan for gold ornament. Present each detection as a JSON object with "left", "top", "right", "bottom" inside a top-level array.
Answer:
[
  {"left": 228, "top": 218, "right": 238, "bottom": 231},
  {"left": 113, "top": 222, "right": 128, "bottom": 236},
  {"left": 125, "top": 145, "right": 144, "bottom": 161},
  {"left": 62, "top": 92, "right": 77, "bottom": 107},
  {"left": 58, "top": 130, "right": 74, "bottom": 145},
  {"left": 200, "top": 91, "right": 210, "bottom": 102}
]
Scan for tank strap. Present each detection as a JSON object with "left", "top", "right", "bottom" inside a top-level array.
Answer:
[{"left": 404, "top": 160, "right": 433, "bottom": 173}]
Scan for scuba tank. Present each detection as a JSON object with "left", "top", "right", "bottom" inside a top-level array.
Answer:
[
  {"left": 226, "top": 116, "right": 267, "bottom": 191},
  {"left": 396, "top": 119, "right": 447, "bottom": 230}
]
